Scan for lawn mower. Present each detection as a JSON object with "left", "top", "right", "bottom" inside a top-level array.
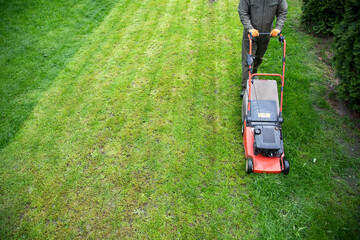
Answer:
[{"left": 242, "top": 32, "right": 290, "bottom": 175}]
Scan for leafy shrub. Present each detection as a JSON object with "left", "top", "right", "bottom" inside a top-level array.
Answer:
[
  {"left": 301, "top": 0, "right": 345, "bottom": 35},
  {"left": 333, "top": 0, "right": 360, "bottom": 111}
]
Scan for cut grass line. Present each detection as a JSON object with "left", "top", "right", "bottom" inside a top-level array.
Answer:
[
  {"left": 1, "top": 0, "right": 257, "bottom": 238},
  {"left": 3, "top": 0, "right": 256, "bottom": 238}
]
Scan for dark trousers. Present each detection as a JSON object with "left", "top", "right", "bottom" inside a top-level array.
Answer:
[{"left": 241, "top": 31, "right": 271, "bottom": 89}]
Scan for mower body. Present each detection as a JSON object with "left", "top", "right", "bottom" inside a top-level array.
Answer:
[
  {"left": 242, "top": 80, "right": 286, "bottom": 174},
  {"left": 242, "top": 33, "right": 289, "bottom": 174}
]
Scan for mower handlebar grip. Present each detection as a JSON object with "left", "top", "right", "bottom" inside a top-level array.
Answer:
[{"left": 248, "top": 32, "right": 285, "bottom": 41}]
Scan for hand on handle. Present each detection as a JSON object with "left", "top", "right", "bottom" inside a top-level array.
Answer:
[
  {"left": 249, "top": 29, "right": 259, "bottom": 37},
  {"left": 270, "top": 29, "right": 281, "bottom": 37}
]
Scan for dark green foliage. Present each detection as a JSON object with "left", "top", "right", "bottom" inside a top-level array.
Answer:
[
  {"left": 301, "top": 0, "right": 345, "bottom": 35},
  {"left": 301, "top": 0, "right": 360, "bottom": 111},
  {"left": 334, "top": 0, "right": 360, "bottom": 111}
]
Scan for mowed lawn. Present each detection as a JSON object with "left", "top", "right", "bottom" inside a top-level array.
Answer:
[{"left": 1, "top": 0, "right": 359, "bottom": 239}]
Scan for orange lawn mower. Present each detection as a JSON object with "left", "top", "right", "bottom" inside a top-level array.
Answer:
[{"left": 242, "top": 32, "right": 290, "bottom": 175}]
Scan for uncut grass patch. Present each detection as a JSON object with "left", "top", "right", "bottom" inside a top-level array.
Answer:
[{"left": 249, "top": 1, "right": 360, "bottom": 239}]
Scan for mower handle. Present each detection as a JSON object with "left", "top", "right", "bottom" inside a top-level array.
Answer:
[
  {"left": 246, "top": 32, "right": 287, "bottom": 123},
  {"left": 248, "top": 32, "right": 285, "bottom": 42}
]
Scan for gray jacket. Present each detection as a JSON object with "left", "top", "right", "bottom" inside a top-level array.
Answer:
[{"left": 238, "top": 0, "right": 288, "bottom": 33}]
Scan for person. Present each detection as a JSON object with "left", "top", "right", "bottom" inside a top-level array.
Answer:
[{"left": 238, "top": 0, "right": 288, "bottom": 97}]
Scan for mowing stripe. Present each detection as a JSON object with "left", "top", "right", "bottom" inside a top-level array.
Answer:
[{"left": 1, "top": 0, "right": 258, "bottom": 239}]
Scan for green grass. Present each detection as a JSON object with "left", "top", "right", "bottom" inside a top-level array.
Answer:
[
  {"left": 0, "top": 0, "right": 117, "bottom": 149},
  {"left": 1, "top": 0, "right": 359, "bottom": 239}
]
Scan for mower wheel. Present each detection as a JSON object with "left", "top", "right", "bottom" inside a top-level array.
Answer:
[
  {"left": 283, "top": 159, "right": 290, "bottom": 175},
  {"left": 241, "top": 125, "right": 244, "bottom": 136},
  {"left": 246, "top": 158, "right": 253, "bottom": 173}
]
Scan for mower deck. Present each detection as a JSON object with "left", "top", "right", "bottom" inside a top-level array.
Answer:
[{"left": 243, "top": 123, "right": 283, "bottom": 174}]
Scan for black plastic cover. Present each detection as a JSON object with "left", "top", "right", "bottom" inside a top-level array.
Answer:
[
  {"left": 254, "top": 125, "right": 282, "bottom": 155},
  {"left": 250, "top": 100, "right": 278, "bottom": 122}
]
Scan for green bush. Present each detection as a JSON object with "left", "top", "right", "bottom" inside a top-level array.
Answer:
[
  {"left": 301, "top": 0, "right": 345, "bottom": 35},
  {"left": 334, "top": 0, "right": 360, "bottom": 111},
  {"left": 301, "top": 0, "right": 359, "bottom": 111}
]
